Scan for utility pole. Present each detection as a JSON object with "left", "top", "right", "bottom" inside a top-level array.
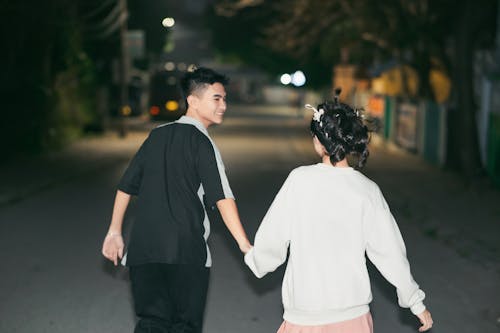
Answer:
[{"left": 118, "top": 0, "right": 129, "bottom": 138}]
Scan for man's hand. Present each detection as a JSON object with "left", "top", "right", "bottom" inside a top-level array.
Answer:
[
  {"left": 216, "top": 198, "right": 252, "bottom": 254},
  {"left": 416, "top": 309, "right": 433, "bottom": 332},
  {"left": 102, "top": 233, "right": 124, "bottom": 266}
]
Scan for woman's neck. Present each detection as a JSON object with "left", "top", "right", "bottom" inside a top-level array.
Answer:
[{"left": 322, "top": 155, "right": 350, "bottom": 168}]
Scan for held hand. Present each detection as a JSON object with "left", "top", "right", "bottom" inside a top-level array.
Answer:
[
  {"left": 239, "top": 242, "right": 253, "bottom": 254},
  {"left": 102, "top": 233, "right": 124, "bottom": 266},
  {"left": 416, "top": 309, "right": 433, "bottom": 332}
]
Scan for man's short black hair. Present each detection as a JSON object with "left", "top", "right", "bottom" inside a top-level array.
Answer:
[{"left": 180, "top": 67, "right": 229, "bottom": 99}]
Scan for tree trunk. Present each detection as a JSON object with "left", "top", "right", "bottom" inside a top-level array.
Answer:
[
  {"left": 414, "top": 48, "right": 435, "bottom": 101},
  {"left": 447, "top": 0, "right": 482, "bottom": 178}
]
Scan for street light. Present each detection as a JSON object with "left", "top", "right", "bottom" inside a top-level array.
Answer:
[
  {"left": 291, "top": 70, "right": 306, "bottom": 87},
  {"left": 280, "top": 73, "right": 292, "bottom": 85},
  {"left": 162, "top": 17, "right": 175, "bottom": 28},
  {"left": 280, "top": 71, "right": 306, "bottom": 86},
  {"left": 164, "top": 62, "right": 175, "bottom": 71}
]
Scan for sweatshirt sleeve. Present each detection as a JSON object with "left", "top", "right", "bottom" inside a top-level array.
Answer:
[
  {"left": 364, "top": 187, "right": 426, "bottom": 315},
  {"left": 244, "top": 171, "right": 294, "bottom": 278}
]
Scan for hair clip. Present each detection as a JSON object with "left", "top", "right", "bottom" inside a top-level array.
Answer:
[
  {"left": 305, "top": 104, "right": 324, "bottom": 122},
  {"left": 354, "top": 109, "right": 365, "bottom": 119}
]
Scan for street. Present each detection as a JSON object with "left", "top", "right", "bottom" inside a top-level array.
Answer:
[{"left": 0, "top": 105, "right": 499, "bottom": 333}]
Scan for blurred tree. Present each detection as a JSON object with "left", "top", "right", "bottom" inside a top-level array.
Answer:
[
  {"left": 205, "top": 3, "right": 332, "bottom": 88},
  {"left": 127, "top": 0, "right": 172, "bottom": 54},
  {"left": 0, "top": 0, "right": 119, "bottom": 156},
  {"left": 209, "top": 0, "right": 497, "bottom": 178},
  {"left": 0, "top": 0, "right": 173, "bottom": 158}
]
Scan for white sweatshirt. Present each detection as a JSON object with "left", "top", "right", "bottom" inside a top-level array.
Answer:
[{"left": 244, "top": 163, "right": 426, "bottom": 325}]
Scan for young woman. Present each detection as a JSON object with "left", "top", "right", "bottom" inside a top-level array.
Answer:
[{"left": 244, "top": 95, "right": 433, "bottom": 333}]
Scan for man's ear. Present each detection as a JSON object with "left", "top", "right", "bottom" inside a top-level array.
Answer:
[{"left": 187, "top": 94, "right": 197, "bottom": 109}]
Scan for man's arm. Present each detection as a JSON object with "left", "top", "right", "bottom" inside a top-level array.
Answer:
[
  {"left": 102, "top": 190, "right": 131, "bottom": 266},
  {"left": 216, "top": 198, "right": 252, "bottom": 254}
]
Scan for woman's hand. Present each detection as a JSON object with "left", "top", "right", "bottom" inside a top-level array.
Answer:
[
  {"left": 416, "top": 309, "right": 433, "bottom": 332},
  {"left": 239, "top": 242, "right": 253, "bottom": 254}
]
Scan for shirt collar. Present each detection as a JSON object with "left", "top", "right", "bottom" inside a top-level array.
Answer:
[{"left": 177, "top": 115, "right": 209, "bottom": 136}]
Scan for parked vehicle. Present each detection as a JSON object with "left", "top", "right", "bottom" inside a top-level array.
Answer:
[{"left": 149, "top": 70, "right": 185, "bottom": 121}]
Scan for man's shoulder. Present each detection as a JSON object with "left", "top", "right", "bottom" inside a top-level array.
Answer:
[
  {"left": 151, "top": 121, "right": 207, "bottom": 137},
  {"left": 149, "top": 122, "right": 214, "bottom": 149}
]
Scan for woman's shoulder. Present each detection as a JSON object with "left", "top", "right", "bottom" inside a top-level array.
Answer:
[
  {"left": 288, "top": 164, "right": 382, "bottom": 190},
  {"left": 353, "top": 169, "right": 378, "bottom": 185},
  {"left": 347, "top": 170, "right": 382, "bottom": 194},
  {"left": 288, "top": 164, "right": 318, "bottom": 177}
]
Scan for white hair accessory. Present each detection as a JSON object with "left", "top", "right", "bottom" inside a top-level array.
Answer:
[{"left": 305, "top": 104, "right": 324, "bottom": 122}]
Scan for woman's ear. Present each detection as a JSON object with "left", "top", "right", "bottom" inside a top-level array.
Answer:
[{"left": 313, "top": 136, "right": 327, "bottom": 156}]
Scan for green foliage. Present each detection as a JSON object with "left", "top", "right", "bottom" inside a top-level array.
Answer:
[
  {"left": 47, "top": 52, "right": 98, "bottom": 149},
  {"left": 0, "top": 0, "right": 114, "bottom": 157},
  {"left": 207, "top": 0, "right": 497, "bottom": 93},
  {"left": 204, "top": 4, "right": 324, "bottom": 86}
]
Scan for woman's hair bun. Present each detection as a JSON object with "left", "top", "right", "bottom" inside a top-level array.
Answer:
[{"left": 309, "top": 90, "right": 370, "bottom": 168}]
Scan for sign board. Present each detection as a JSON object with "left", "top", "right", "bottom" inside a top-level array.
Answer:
[
  {"left": 367, "top": 95, "right": 385, "bottom": 118},
  {"left": 126, "top": 30, "right": 145, "bottom": 59},
  {"left": 396, "top": 102, "right": 419, "bottom": 150}
]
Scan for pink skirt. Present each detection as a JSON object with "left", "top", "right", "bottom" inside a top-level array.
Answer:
[{"left": 277, "top": 312, "right": 373, "bottom": 333}]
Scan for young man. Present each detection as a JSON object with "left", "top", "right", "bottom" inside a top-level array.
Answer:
[{"left": 102, "top": 67, "right": 252, "bottom": 333}]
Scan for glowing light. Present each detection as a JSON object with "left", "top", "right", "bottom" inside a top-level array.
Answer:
[
  {"left": 162, "top": 17, "right": 175, "bottom": 28},
  {"left": 165, "top": 100, "right": 179, "bottom": 111},
  {"left": 150, "top": 106, "right": 160, "bottom": 116},
  {"left": 291, "top": 70, "right": 306, "bottom": 87},
  {"left": 280, "top": 74, "right": 292, "bottom": 85},
  {"left": 164, "top": 62, "right": 175, "bottom": 71},
  {"left": 121, "top": 105, "right": 131, "bottom": 116},
  {"left": 177, "top": 62, "right": 187, "bottom": 71}
]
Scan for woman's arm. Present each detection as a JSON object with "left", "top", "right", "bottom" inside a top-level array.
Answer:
[
  {"left": 365, "top": 188, "right": 428, "bottom": 319},
  {"left": 244, "top": 173, "right": 294, "bottom": 278}
]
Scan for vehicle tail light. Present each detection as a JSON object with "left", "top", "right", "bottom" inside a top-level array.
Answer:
[{"left": 150, "top": 106, "right": 160, "bottom": 116}]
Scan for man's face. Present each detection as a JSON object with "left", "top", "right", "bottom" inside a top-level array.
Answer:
[{"left": 189, "top": 82, "right": 227, "bottom": 128}]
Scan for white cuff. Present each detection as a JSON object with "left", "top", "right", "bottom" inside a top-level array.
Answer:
[
  {"left": 410, "top": 302, "right": 426, "bottom": 315},
  {"left": 244, "top": 247, "right": 264, "bottom": 278}
]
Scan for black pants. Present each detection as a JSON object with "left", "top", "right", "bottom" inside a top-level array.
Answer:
[{"left": 130, "top": 263, "right": 210, "bottom": 333}]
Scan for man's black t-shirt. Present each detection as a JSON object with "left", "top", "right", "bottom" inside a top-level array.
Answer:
[{"left": 118, "top": 116, "right": 233, "bottom": 267}]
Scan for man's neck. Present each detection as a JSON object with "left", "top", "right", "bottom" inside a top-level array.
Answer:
[{"left": 185, "top": 109, "right": 209, "bottom": 129}]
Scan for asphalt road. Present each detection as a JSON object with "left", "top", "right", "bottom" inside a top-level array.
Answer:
[{"left": 0, "top": 106, "right": 498, "bottom": 332}]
